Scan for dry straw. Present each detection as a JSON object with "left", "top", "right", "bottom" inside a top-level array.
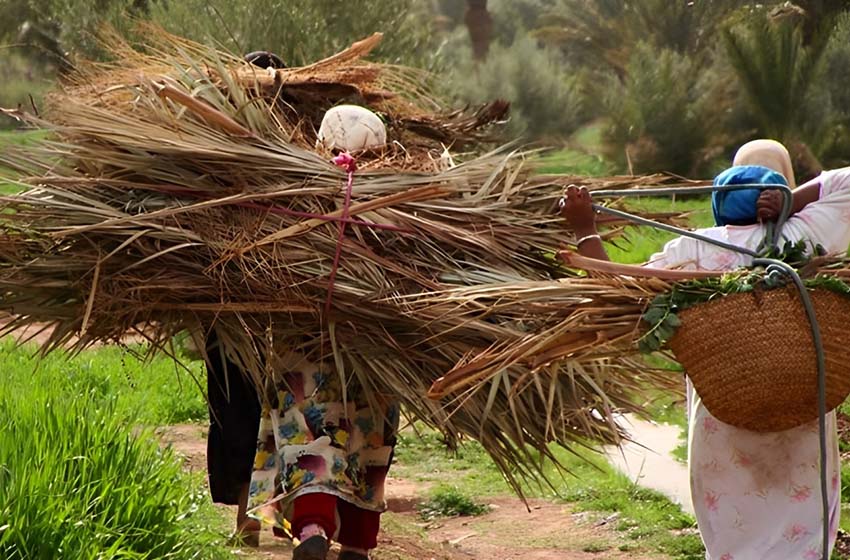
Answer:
[{"left": 0, "top": 27, "right": 709, "bottom": 492}]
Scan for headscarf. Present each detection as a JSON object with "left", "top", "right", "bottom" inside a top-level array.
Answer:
[
  {"left": 732, "top": 139, "right": 796, "bottom": 189},
  {"left": 711, "top": 165, "right": 789, "bottom": 226}
]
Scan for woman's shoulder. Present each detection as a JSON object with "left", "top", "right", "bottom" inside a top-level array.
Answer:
[{"left": 817, "top": 166, "right": 850, "bottom": 193}]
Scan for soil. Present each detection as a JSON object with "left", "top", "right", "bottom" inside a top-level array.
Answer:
[{"left": 157, "top": 424, "right": 667, "bottom": 560}]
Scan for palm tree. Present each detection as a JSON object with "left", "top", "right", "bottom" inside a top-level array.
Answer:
[
  {"left": 536, "top": 0, "right": 776, "bottom": 79},
  {"left": 723, "top": 9, "right": 834, "bottom": 164},
  {"left": 464, "top": 0, "right": 493, "bottom": 61}
]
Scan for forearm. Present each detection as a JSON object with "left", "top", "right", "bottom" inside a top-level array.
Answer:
[
  {"left": 574, "top": 226, "right": 610, "bottom": 261},
  {"left": 790, "top": 181, "right": 821, "bottom": 214}
]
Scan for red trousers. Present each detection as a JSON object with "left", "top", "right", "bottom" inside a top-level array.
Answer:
[{"left": 292, "top": 493, "right": 381, "bottom": 550}]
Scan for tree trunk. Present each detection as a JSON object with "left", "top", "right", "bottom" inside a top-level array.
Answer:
[{"left": 465, "top": 0, "right": 493, "bottom": 62}]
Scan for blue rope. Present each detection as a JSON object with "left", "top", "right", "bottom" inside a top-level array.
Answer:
[{"left": 582, "top": 186, "right": 830, "bottom": 560}]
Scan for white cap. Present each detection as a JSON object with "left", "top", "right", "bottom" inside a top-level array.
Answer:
[{"left": 318, "top": 105, "right": 387, "bottom": 152}]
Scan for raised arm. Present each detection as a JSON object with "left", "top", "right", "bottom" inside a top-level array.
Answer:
[
  {"left": 756, "top": 180, "right": 821, "bottom": 222},
  {"left": 559, "top": 185, "right": 610, "bottom": 261}
]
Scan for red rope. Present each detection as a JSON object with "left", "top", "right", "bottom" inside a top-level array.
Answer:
[
  {"left": 145, "top": 185, "right": 409, "bottom": 233},
  {"left": 324, "top": 153, "right": 357, "bottom": 319}
]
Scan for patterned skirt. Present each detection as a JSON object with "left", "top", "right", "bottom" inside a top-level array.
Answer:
[{"left": 247, "top": 358, "right": 399, "bottom": 527}]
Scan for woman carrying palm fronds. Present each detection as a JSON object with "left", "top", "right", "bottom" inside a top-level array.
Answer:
[{"left": 244, "top": 108, "right": 399, "bottom": 560}]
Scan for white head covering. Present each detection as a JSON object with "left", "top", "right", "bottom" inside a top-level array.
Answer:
[
  {"left": 732, "top": 139, "right": 797, "bottom": 189},
  {"left": 318, "top": 105, "right": 387, "bottom": 152}
]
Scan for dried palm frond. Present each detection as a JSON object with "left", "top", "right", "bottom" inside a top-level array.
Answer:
[{"left": 0, "top": 27, "right": 701, "bottom": 494}]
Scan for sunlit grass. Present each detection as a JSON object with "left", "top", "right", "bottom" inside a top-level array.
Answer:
[{"left": 0, "top": 340, "right": 231, "bottom": 559}]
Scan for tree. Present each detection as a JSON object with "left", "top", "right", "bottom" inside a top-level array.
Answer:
[
  {"left": 464, "top": 0, "right": 493, "bottom": 61},
  {"left": 723, "top": 9, "right": 833, "bottom": 164},
  {"left": 536, "top": 0, "right": 775, "bottom": 79}
]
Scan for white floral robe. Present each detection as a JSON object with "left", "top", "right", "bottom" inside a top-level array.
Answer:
[{"left": 644, "top": 167, "right": 850, "bottom": 559}]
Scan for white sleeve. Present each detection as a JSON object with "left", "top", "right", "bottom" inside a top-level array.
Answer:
[
  {"left": 818, "top": 167, "right": 850, "bottom": 198},
  {"left": 645, "top": 236, "right": 701, "bottom": 270},
  {"left": 644, "top": 227, "right": 757, "bottom": 271},
  {"left": 786, "top": 167, "right": 850, "bottom": 255}
]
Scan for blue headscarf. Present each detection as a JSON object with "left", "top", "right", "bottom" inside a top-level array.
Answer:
[{"left": 711, "top": 165, "right": 789, "bottom": 226}]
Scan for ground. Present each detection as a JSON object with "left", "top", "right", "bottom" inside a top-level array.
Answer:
[{"left": 157, "top": 424, "right": 667, "bottom": 560}]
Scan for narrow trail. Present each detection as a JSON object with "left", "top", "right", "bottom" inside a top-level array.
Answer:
[
  {"left": 157, "top": 424, "right": 668, "bottom": 560},
  {"left": 604, "top": 414, "right": 693, "bottom": 515}
]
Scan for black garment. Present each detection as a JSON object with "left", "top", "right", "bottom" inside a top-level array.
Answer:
[
  {"left": 205, "top": 331, "right": 262, "bottom": 505},
  {"left": 243, "top": 51, "right": 287, "bottom": 69}
]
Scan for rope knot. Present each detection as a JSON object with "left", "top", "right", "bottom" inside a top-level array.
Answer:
[{"left": 332, "top": 152, "right": 357, "bottom": 174}]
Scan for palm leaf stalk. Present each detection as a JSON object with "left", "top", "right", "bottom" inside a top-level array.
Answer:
[{"left": 0, "top": 27, "right": 711, "bottom": 494}]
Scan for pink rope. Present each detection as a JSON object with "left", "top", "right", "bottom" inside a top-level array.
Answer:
[
  {"left": 145, "top": 185, "right": 409, "bottom": 233},
  {"left": 236, "top": 201, "right": 409, "bottom": 232},
  {"left": 324, "top": 153, "right": 357, "bottom": 319}
]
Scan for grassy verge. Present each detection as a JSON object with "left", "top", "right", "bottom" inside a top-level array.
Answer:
[{"left": 0, "top": 340, "right": 231, "bottom": 559}]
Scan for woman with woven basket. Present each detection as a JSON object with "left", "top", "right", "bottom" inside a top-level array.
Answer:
[{"left": 560, "top": 139, "right": 850, "bottom": 559}]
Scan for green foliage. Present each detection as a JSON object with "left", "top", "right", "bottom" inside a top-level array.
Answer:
[
  {"left": 0, "top": 0, "right": 144, "bottom": 63},
  {"left": 1, "top": 0, "right": 439, "bottom": 70},
  {"left": 0, "top": 54, "right": 54, "bottom": 129},
  {"left": 446, "top": 36, "right": 585, "bottom": 139},
  {"left": 723, "top": 14, "right": 830, "bottom": 148},
  {"left": 602, "top": 43, "right": 718, "bottom": 175},
  {"left": 638, "top": 241, "right": 841, "bottom": 353},
  {"left": 537, "top": 0, "right": 746, "bottom": 77},
  {"left": 0, "top": 339, "right": 209, "bottom": 424},
  {"left": 418, "top": 485, "right": 490, "bottom": 520},
  {"left": 144, "top": 0, "right": 438, "bottom": 67},
  {"left": 0, "top": 347, "right": 228, "bottom": 559},
  {"left": 817, "top": 12, "right": 850, "bottom": 169}
]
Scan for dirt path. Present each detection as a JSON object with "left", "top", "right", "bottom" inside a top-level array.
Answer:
[{"left": 157, "top": 424, "right": 666, "bottom": 560}]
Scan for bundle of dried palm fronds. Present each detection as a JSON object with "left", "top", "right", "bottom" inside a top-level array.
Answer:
[{"left": 0, "top": 27, "right": 707, "bottom": 492}]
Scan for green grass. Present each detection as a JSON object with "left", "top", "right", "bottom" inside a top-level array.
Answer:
[
  {"left": 536, "top": 149, "right": 612, "bottom": 176},
  {"left": 0, "top": 339, "right": 208, "bottom": 424},
  {"left": 0, "top": 340, "right": 230, "bottom": 559},
  {"left": 0, "top": 129, "right": 49, "bottom": 194},
  {"left": 394, "top": 427, "right": 702, "bottom": 558}
]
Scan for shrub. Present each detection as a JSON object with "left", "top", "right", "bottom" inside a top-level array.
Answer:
[
  {"left": 815, "top": 11, "right": 850, "bottom": 169},
  {"left": 418, "top": 485, "right": 490, "bottom": 520},
  {"left": 145, "top": 0, "right": 438, "bottom": 68},
  {"left": 446, "top": 35, "right": 585, "bottom": 141}
]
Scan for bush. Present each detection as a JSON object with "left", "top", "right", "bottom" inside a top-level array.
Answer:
[
  {"left": 446, "top": 36, "right": 585, "bottom": 140},
  {"left": 418, "top": 485, "right": 490, "bottom": 520},
  {"left": 815, "top": 12, "right": 850, "bottom": 169},
  {"left": 0, "top": 381, "right": 227, "bottom": 559},
  {"left": 602, "top": 42, "right": 719, "bottom": 176}
]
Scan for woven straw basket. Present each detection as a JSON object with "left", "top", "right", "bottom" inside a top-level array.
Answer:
[{"left": 668, "top": 287, "right": 850, "bottom": 432}]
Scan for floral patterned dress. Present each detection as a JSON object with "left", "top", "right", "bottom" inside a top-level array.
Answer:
[
  {"left": 247, "top": 350, "right": 399, "bottom": 527},
  {"left": 687, "top": 382, "right": 839, "bottom": 560}
]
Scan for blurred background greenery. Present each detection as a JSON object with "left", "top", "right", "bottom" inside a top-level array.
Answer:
[{"left": 2, "top": 0, "right": 850, "bottom": 180}]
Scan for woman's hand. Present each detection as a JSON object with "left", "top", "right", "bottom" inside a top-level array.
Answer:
[
  {"left": 559, "top": 185, "right": 610, "bottom": 261},
  {"left": 756, "top": 189, "right": 784, "bottom": 223},
  {"left": 560, "top": 185, "right": 597, "bottom": 235}
]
